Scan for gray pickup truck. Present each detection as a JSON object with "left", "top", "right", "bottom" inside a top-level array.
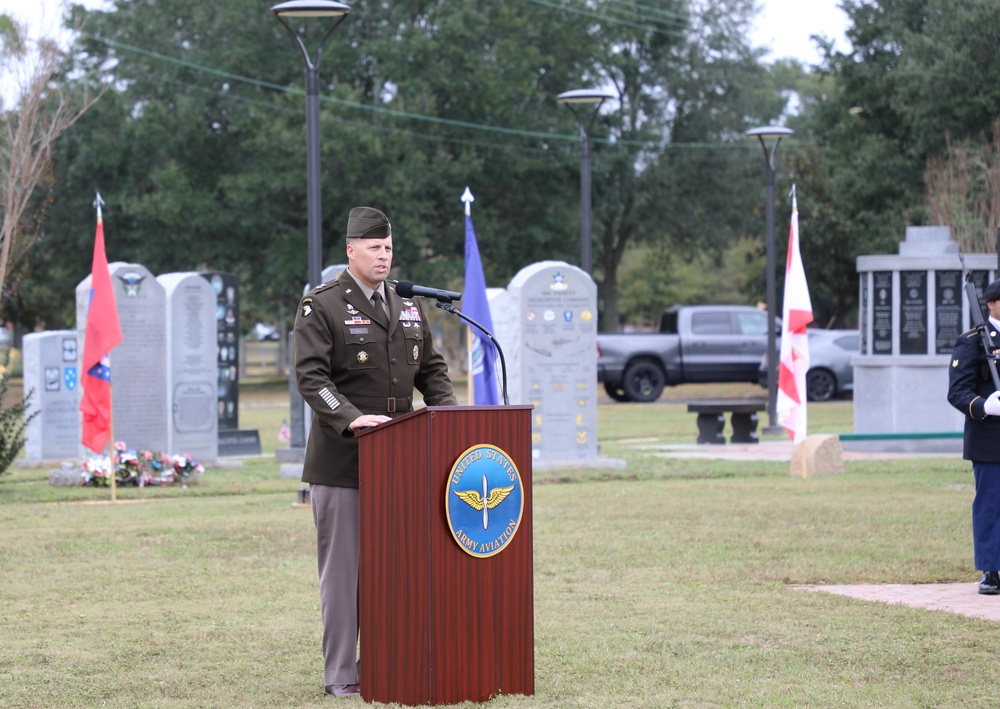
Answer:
[{"left": 597, "top": 305, "right": 774, "bottom": 402}]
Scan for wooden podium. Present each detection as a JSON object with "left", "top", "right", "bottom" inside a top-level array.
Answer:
[{"left": 356, "top": 405, "right": 534, "bottom": 706}]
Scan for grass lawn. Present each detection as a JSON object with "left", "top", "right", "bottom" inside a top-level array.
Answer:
[{"left": 0, "top": 381, "right": 987, "bottom": 708}]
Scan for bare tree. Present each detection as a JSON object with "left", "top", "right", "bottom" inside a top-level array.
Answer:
[
  {"left": 0, "top": 15, "right": 101, "bottom": 308},
  {"left": 925, "top": 124, "right": 1000, "bottom": 253}
]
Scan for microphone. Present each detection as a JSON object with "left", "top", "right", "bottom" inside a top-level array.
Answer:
[{"left": 395, "top": 280, "right": 462, "bottom": 302}]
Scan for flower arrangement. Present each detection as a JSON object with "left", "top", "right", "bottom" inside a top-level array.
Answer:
[
  {"left": 81, "top": 456, "right": 112, "bottom": 487},
  {"left": 113, "top": 441, "right": 142, "bottom": 486},
  {"left": 139, "top": 449, "right": 175, "bottom": 487},
  {"left": 171, "top": 453, "right": 204, "bottom": 487},
  {"left": 79, "top": 443, "right": 206, "bottom": 488}
]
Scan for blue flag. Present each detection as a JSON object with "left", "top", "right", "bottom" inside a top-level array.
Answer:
[{"left": 463, "top": 212, "right": 500, "bottom": 405}]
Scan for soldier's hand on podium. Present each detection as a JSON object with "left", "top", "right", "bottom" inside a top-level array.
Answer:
[{"left": 349, "top": 414, "right": 392, "bottom": 432}]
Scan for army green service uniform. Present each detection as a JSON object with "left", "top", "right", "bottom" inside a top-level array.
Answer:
[
  {"left": 294, "top": 206, "right": 455, "bottom": 694},
  {"left": 294, "top": 269, "right": 456, "bottom": 487}
]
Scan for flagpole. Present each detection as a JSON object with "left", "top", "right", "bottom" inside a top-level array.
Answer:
[
  {"left": 94, "top": 193, "right": 117, "bottom": 504},
  {"left": 108, "top": 430, "right": 116, "bottom": 502},
  {"left": 462, "top": 188, "right": 475, "bottom": 406},
  {"left": 466, "top": 328, "right": 475, "bottom": 405}
]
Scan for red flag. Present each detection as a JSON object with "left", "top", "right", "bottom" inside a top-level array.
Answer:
[
  {"left": 80, "top": 206, "right": 122, "bottom": 453},
  {"left": 776, "top": 186, "right": 813, "bottom": 445}
]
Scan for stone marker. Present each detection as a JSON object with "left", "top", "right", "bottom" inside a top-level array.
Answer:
[
  {"left": 200, "top": 272, "right": 240, "bottom": 431},
  {"left": 503, "top": 261, "right": 598, "bottom": 464},
  {"left": 159, "top": 272, "right": 218, "bottom": 461},
  {"left": 789, "top": 434, "right": 844, "bottom": 477},
  {"left": 23, "top": 331, "right": 80, "bottom": 461},
  {"left": 76, "top": 262, "right": 168, "bottom": 453}
]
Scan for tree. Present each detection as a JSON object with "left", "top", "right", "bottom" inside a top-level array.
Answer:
[
  {"left": 924, "top": 124, "right": 1000, "bottom": 254},
  {"left": 805, "top": 0, "right": 1000, "bottom": 274},
  {"left": 20, "top": 0, "right": 786, "bottom": 341},
  {"left": 0, "top": 15, "right": 100, "bottom": 319},
  {"left": 590, "top": 0, "right": 785, "bottom": 330}
]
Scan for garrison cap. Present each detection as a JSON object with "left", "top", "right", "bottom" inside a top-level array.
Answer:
[
  {"left": 985, "top": 279, "right": 1000, "bottom": 303},
  {"left": 346, "top": 206, "right": 391, "bottom": 240}
]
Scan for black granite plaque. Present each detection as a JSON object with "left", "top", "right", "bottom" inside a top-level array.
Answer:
[
  {"left": 935, "top": 270, "right": 962, "bottom": 354},
  {"left": 201, "top": 272, "right": 240, "bottom": 431},
  {"left": 860, "top": 275, "right": 869, "bottom": 355},
  {"left": 900, "top": 270, "right": 927, "bottom": 355},
  {"left": 872, "top": 271, "right": 893, "bottom": 355},
  {"left": 218, "top": 429, "right": 262, "bottom": 456}
]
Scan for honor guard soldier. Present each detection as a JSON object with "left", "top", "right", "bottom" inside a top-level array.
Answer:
[
  {"left": 948, "top": 278, "right": 1000, "bottom": 595},
  {"left": 294, "top": 206, "right": 456, "bottom": 696}
]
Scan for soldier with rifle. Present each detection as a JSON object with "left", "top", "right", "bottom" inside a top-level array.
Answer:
[{"left": 948, "top": 275, "right": 1000, "bottom": 594}]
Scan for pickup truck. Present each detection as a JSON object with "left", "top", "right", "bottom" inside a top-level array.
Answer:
[{"left": 597, "top": 305, "right": 774, "bottom": 402}]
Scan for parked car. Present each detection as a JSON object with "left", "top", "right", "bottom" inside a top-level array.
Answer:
[
  {"left": 758, "top": 328, "right": 858, "bottom": 402},
  {"left": 598, "top": 305, "right": 779, "bottom": 402}
]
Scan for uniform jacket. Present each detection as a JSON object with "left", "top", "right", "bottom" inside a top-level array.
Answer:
[
  {"left": 294, "top": 270, "right": 456, "bottom": 487},
  {"left": 948, "top": 325, "right": 1000, "bottom": 463}
]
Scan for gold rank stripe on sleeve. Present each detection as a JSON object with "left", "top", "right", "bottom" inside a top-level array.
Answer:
[
  {"left": 970, "top": 395, "right": 981, "bottom": 419},
  {"left": 319, "top": 387, "right": 340, "bottom": 411}
]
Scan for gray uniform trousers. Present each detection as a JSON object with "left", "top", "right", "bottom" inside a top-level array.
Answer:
[{"left": 310, "top": 484, "right": 360, "bottom": 687}]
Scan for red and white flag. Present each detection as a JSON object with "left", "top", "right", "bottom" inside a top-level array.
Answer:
[
  {"left": 777, "top": 186, "right": 813, "bottom": 445},
  {"left": 277, "top": 419, "right": 291, "bottom": 444},
  {"left": 80, "top": 195, "right": 122, "bottom": 453}
]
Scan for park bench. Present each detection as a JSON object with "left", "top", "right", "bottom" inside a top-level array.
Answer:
[{"left": 686, "top": 399, "right": 768, "bottom": 445}]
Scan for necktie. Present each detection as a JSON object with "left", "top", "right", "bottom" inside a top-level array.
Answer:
[{"left": 371, "top": 292, "right": 388, "bottom": 328}]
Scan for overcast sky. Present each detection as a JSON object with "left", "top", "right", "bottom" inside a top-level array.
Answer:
[
  {"left": 0, "top": 0, "right": 851, "bottom": 99},
  {"left": 3, "top": 0, "right": 850, "bottom": 60}
]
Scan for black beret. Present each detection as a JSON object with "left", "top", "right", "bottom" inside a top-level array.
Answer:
[
  {"left": 346, "top": 207, "right": 391, "bottom": 240},
  {"left": 985, "top": 279, "right": 1000, "bottom": 303}
]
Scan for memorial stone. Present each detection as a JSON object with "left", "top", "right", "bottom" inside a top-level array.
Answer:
[
  {"left": 201, "top": 272, "right": 240, "bottom": 431},
  {"left": 76, "top": 262, "right": 168, "bottom": 452},
  {"left": 505, "top": 261, "right": 598, "bottom": 463},
  {"left": 855, "top": 227, "right": 994, "bottom": 442},
  {"left": 159, "top": 272, "right": 218, "bottom": 461},
  {"left": 23, "top": 330, "right": 80, "bottom": 461},
  {"left": 280, "top": 263, "right": 348, "bottom": 464}
]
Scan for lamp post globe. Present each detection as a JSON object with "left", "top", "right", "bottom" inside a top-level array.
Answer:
[
  {"left": 745, "top": 125, "right": 794, "bottom": 433},
  {"left": 558, "top": 88, "right": 617, "bottom": 275},
  {"left": 272, "top": 0, "right": 351, "bottom": 291}
]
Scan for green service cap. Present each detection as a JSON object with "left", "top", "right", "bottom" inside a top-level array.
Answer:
[{"left": 346, "top": 206, "right": 392, "bottom": 240}]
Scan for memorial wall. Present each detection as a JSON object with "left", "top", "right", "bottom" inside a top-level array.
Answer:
[{"left": 854, "top": 227, "right": 995, "bottom": 438}]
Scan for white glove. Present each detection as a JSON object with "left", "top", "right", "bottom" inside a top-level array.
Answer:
[{"left": 985, "top": 391, "right": 1000, "bottom": 416}]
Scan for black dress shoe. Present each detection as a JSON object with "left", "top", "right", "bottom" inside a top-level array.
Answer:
[
  {"left": 979, "top": 571, "right": 1000, "bottom": 595},
  {"left": 324, "top": 683, "right": 360, "bottom": 697}
]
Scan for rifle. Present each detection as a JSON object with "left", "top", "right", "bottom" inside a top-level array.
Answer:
[{"left": 960, "top": 252, "right": 1000, "bottom": 390}]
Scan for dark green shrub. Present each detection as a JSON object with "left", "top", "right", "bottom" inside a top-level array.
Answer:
[{"left": 0, "top": 346, "right": 37, "bottom": 479}]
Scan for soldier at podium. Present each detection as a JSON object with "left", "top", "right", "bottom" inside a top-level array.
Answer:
[{"left": 294, "top": 206, "right": 456, "bottom": 697}]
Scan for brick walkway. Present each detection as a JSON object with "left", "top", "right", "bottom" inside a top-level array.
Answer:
[
  {"left": 639, "top": 440, "right": 954, "bottom": 462},
  {"left": 792, "top": 583, "right": 1000, "bottom": 622}
]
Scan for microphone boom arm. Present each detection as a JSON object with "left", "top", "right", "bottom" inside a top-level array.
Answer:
[{"left": 436, "top": 301, "right": 509, "bottom": 406}]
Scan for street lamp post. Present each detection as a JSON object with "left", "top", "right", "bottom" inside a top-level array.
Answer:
[
  {"left": 272, "top": 0, "right": 351, "bottom": 291},
  {"left": 746, "top": 125, "right": 794, "bottom": 433},
  {"left": 557, "top": 88, "right": 616, "bottom": 275}
]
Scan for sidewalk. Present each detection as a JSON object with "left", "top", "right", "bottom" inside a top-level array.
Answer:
[
  {"left": 793, "top": 583, "right": 1000, "bottom": 623},
  {"left": 635, "top": 440, "right": 957, "bottom": 462}
]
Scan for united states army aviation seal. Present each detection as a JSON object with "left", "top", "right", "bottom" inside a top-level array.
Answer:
[{"left": 445, "top": 444, "right": 524, "bottom": 558}]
